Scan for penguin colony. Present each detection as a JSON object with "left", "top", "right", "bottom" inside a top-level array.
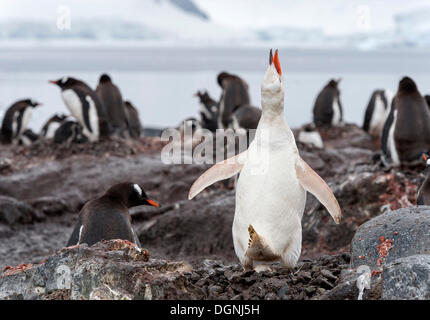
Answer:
[
  {"left": 0, "top": 74, "right": 143, "bottom": 146},
  {"left": 1, "top": 50, "right": 430, "bottom": 272}
]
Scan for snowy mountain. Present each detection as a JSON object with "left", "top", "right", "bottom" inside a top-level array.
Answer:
[{"left": 1, "top": 0, "right": 430, "bottom": 49}]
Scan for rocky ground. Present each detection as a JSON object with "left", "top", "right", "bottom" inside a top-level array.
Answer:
[{"left": 0, "top": 123, "right": 429, "bottom": 300}]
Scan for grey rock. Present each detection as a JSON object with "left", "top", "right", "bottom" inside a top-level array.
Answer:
[
  {"left": 382, "top": 255, "right": 430, "bottom": 300},
  {"left": 351, "top": 206, "right": 430, "bottom": 269},
  {"left": 0, "top": 196, "right": 44, "bottom": 225}
]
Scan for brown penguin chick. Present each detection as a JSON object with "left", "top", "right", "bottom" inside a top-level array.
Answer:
[
  {"left": 417, "top": 153, "right": 430, "bottom": 205},
  {"left": 66, "top": 182, "right": 160, "bottom": 248},
  {"left": 313, "top": 79, "right": 343, "bottom": 127},
  {"left": 392, "top": 77, "right": 430, "bottom": 163},
  {"left": 217, "top": 72, "right": 250, "bottom": 129},
  {"left": 123, "top": 100, "right": 142, "bottom": 139},
  {"left": 96, "top": 74, "right": 128, "bottom": 137}
]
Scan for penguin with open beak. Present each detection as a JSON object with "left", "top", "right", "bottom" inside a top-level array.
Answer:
[{"left": 188, "top": 50, "right": 341, "bottom": 272}]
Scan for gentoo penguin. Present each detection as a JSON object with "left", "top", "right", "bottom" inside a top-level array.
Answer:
[
  {"left": 189, "top": 50, "right": 341, "bottom": 271},
  {"left": 298, "top": 123, "right": 324, "bottom": 149},
  {"left": 1, "top": 99, "right": 42, "bottom": 144},
  {"left": 228, "top": 105, "right": 262, "bottom": 133},
  {"left": 417, "top": 153, "right": 430, "bottom": 205},
  {"left": 41, "top": 114, "right": 67, "bottom": 138},
  {"left": 19, "top": 129, "right": 39, "bottom": 146},
  {"left": 49, "top": 76, "right": 111, "bottom": 142},
  {"left": 362, "top": 89, "right": 393, "bottom": 137},
  {"left": 66, "top": 182, "right": 160, "bottom": 248},
  {"left": 313, "top": 79, "right": 343, "bottom": 127},
  {"left": 381, "top": 77, "right": 430, "bottom": 167},
  {"left": 194, "top": 90, "right": 219, "bottom": 132},
  {"left": 54, "top": 119, "right": 88, "bottom": 145},
  {"left": 96, "top": 74, "right": 128, "bottom": 137},
  {"left": 123, "top": 100, "right": 142, "bottom": 139},
  {"left": 217, "top": 72, "right": 250, "bottom": 129}
]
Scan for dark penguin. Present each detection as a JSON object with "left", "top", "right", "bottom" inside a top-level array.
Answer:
[
  {"left": 424, "top": 95, "right": 430, "bottom": 109},
  {"left": 313, "top": 79, "right": 343, "bottom": 127},
  {"left": 217, "top": 72, "right": 250, "bottom": 129},
  {"left": 41, "top": 114, "right": 67, "bottom": 138},
  {"left": 417, "top": 154, "right": 430, "bottom": 205},
  {"left": 381, "top": 77, "right": 430, "bottom": 167},
  {"left": 19, "top": 129, "right": 39, "bottom": 146},
  {"left": 54, "top": 119, "right": 88, "bottom": 145},
  {"left": 123, "top": 101, "right": 142, "bottom": 139},
  {"left": 1, "top": 99, "right": 42, "bottom": 144},
  {"left": 194, "top": 90, "right": 219, "bottom": 132},
  {"left": 66, "top": 182, "right": 160, "bottom": 247},
  {"left": 227, "top": 104, "right": 262, "bottom": 142},
  {"left": 49, "top": 77, "right": 111, "bottom": 141},
  {"left": 96, "top": 74, "right": 128, "bottom": 137},
  {"left": 362, "top": 89, "right": 393, "bottom": 137}
]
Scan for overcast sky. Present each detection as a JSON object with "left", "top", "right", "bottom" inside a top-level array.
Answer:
[{"left": 0, "top": 0, "right": 429, "bottom": 36}]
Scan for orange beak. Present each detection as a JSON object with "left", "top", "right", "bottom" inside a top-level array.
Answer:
[
  {"left": 146, "top": 199, "right": 160, "bottom": 208},
  {"left": 49, "top": 80, "right": 57, "bottom": 85},
  {"left": 272, "top": 49, "right": 282, "bottom": 76},
  {"left": 422, "top": 153, "right": 428, "bottom": 161}
]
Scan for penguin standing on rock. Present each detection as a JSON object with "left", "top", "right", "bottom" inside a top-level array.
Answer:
[
  {"left": 217, "top": 72, "right": 250, "bottom": 129},
  {"left": 418, "top": 153, "right": 430, "bottom": 205},
  {"left": 96, "top": 74, "right": 128, "bottom": 137},
  {"left": 189, "top": 50, "right": 341, "bottom": 272},
  {"left": 123, "top": 101, "right": 142, "bottom": 139},
  {"left": 41, "top": 114, "right": 67, "bottom": 138},
  {"left": 1, "top": 99, "right": 42, "bottom": 144},
  {"left": 362, "top": 89, "right": 393, "bottom": 137},
  {"left": 66, "top": 182, "right": 160, "bottom": 248},
  {"left": 49, "top": 77, "right": 111, "bottom": 142},
  {"left": 313, "top": 79, "right": 343, "bottom": 127},
  {"left": 381, "top": 77, "right": 430, "bottom": 167}
]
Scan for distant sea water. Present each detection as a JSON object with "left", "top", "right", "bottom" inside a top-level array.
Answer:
[{"left": 1, "top": 45, "right": 430, "bottom": 132}]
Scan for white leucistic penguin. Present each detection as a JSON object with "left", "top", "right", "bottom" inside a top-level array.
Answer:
[
  {"left": 1, "top": 99, "right": 42, "bottom": 144},
  {"left": 188, "top": 50, "right": 341, "bottom": 271}
]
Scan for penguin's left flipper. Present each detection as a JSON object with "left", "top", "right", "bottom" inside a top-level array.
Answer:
[
  {"left": 66, "top": 215, "right": 82, "bottom": 247},
  {"left": 295, "top": 157, "right": 341, "bottom": 224},
  {"left": 188, "top": 151, "right": 247, "bottom": 200}
]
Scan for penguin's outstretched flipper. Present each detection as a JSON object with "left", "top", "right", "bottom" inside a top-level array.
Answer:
[
  {"left": 188, "top": 151, "right": 247, "bottom": 200},
  {"left": 295, "top": 157, "right": 341, "bottom": 224}
]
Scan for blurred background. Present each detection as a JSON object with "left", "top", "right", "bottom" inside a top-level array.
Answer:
[{"left": 1, "top": 0, "right": 430, "bottom": 130}]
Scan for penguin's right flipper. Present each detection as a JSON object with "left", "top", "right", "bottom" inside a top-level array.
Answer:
[
  {"left": 295, "top": 157, "right": 342, "bottom": 224},
  {"left": 188, "top": 151, "right": 247, "bottom": 199}
]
